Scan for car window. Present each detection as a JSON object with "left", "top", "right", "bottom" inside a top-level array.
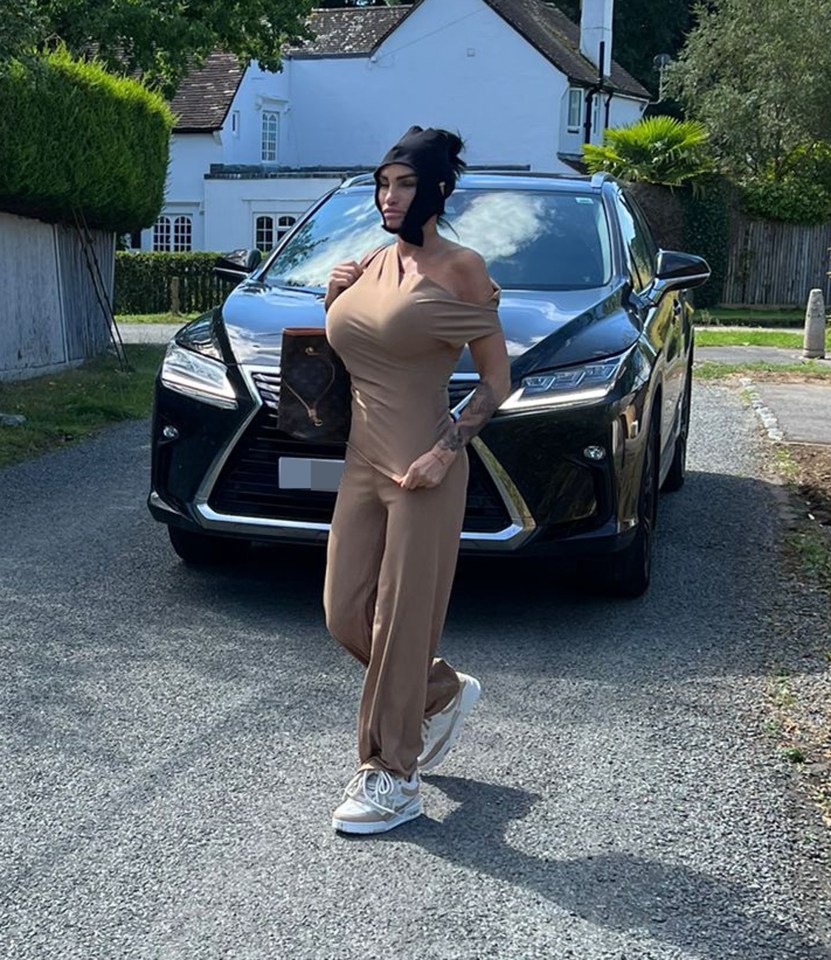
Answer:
[
  {"left": 263, "top": 189, "right": 613, "bottom": 291},
  {"left": 616, "top": 195, "right": 656, "bottom": 291}
]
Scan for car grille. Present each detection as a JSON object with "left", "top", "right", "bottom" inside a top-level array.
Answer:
[{"left": 207, "top": 373, "right": 509, "bottom": 533}]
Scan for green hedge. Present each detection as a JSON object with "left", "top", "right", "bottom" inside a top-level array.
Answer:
[
  {"left": 115, "top": 252, "right": 237, "bottom": 314},
  {"left": 0, "top": 48, "right": 173, "bottom": 232},
  {"left": 678, "top": 175, "right": 732, "bottom": 309}
]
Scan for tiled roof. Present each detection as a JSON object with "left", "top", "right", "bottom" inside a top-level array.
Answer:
[
  {"left": 170, "top": 52, "right": 244, "bottom": 132},
  {"left": 286, "top": 6, "right": 410, "bottom": 58},
  {"left": 484, "top": 0, "right": 651, "bottom": 99}
]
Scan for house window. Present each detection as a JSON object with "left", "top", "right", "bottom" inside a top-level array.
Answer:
[
  {"left": 262, "top": 111, "right": 279, "bottom": 162},
  {"left": 277, "top": 215, "right": 297, "bottom": 241},
  {"left": 231, "top": 110, "right": 240, "bottom": 137},
  {"left": 256, "top": 215, "right": 274, "bottom": 252},
  {"left": 153, "top": 214, "right": 192, "bottom": 252},
  {"left": 255, "top": 214, "right": 297, "bottom": 252},
  {"left": 567, "top": 88, "right": 583, "bottom": 132},
  {"left": 173, "top": 215, "right": 192, "bottom": 252},
  {"left": 153, "top": 216, "right": 171, "bottom": 251}
]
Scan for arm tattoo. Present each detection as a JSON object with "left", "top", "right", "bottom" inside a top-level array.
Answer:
[{"left": 438, "top": 381, "right": 499, "bottom": 453}]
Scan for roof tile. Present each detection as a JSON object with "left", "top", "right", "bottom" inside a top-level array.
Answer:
[{"left": 170, "top": 52, "right": 244, "bottom": 131}]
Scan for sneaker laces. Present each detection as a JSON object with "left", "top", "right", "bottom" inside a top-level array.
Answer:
[{"left": 344, "top": 770, "right": 404, "bottom": 816}]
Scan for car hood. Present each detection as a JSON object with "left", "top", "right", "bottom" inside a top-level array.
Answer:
[{"left": 220, "top": 280, "right": 640, "bottom": 374}]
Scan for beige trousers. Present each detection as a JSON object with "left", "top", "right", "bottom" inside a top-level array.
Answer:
[{"left": 323, "top": 452, "right": 468, "bottom": 777}]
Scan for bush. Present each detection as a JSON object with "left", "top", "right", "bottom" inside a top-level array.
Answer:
[
  {"left": 0, "top": 48, "right": 173, "bottom": 232},
  {"left": 678, "top": 175, "right": 732, "bottom": 308},
  {"left": 114, "top": 252, "right": 237, "bottom": 314},
  {"left": 740, "top": 143, "right": 831, "bottom": 224}
]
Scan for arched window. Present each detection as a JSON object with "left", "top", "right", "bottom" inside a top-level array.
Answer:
[
  {"left": 277, "top": 215, "right": 297, "bottom": 241},
  {"left": 262, "top": 111, "right": 279, "bottom": 162},
  {"left": 173, "top": 215, "right": 192, "bottom": 252},
  {"left": 256, "top": 215, "right": 274, "bottom": 252}
]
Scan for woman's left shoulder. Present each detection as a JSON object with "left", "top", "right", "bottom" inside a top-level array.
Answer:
[{"left": 446, "top": 245, "right": 494, "bottom": 305}]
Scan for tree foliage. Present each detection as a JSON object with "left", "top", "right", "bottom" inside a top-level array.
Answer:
[
  {"left": 0, "top": 0, "right": 45, "bottom": 64},
  {"left": 668, "top": 0, "right": 831, "bottom": 179},
  {"left": 582, "top": 116, "right": 713, "bottom": 187},
  {"left": 0, "top": 0, "right": 316, "bottom": 96},
  {"left": 741, "top": 142, "right": 831, "bottom": 225}
]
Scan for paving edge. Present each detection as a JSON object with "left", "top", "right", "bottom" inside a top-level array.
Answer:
[{"left": 739, "top": 377, "right": 785, "bottom": 443}]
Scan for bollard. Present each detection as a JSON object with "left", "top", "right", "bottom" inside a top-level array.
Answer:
[
  {"left": 170, "top": 276, "right": 181, "bottom": 316},
  {"left": 803, "top": 288, "right": 826, "bottom": 359}
]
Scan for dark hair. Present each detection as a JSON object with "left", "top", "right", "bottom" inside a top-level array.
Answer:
[{"left": 436, "top": 129, "right": 467, "bottom": 192}]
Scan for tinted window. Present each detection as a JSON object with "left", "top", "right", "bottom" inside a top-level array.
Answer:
[
  {"left": 264, "top": 188, "right": 612, "bottom": 291},
  {"left": 616, "top": 195, "right": 656, "bottom": 290}
]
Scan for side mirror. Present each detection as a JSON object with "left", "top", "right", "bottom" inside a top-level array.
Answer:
[
  {"left": 214, "top": 248, "right": 263, "bottom": 282},
  {"left": 644, "top": 250, "right": 711, "bottom": 306},
  {"left": 656, "top": 250, "right": 711, "bottom": 288}
]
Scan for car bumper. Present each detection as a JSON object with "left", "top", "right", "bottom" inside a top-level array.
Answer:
[{"left": 149, "top": 365, "right": 650, "bottom": 558}]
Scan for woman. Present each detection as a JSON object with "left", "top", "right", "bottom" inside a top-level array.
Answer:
[{"left": 324, "top": 126, "right": 511, "bottom": 834}]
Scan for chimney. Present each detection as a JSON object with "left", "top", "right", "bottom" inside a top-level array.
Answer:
[{"left": 580, "top": 0, "right": 613, "bottom": 77}]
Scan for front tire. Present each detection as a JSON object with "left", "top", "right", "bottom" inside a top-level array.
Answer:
[
  {"left": 606, "top": 417, "right": 659, "bottom": 598},
  {"left": 167, "top": 525, "right": 250, "bottom": 565}
]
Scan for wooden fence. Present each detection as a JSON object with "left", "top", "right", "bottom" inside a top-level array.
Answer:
[
  {"left": 1, "top": 212, "right": 114, "bottom": 381},
  {"left": 722, "top": 216, "right": 831, "bottom": 307}
]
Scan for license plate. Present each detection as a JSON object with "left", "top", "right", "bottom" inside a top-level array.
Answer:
[{"left": 279, "top": 457, "right": 345, "bottom": 492}]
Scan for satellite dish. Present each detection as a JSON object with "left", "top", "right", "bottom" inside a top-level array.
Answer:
[{"left": 653, "top": 53, "right": 672, "bottom": 70}]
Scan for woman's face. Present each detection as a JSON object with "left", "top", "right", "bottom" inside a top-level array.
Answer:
[{"left": 376, "top": 163, "right": 418, "bottom": 230}]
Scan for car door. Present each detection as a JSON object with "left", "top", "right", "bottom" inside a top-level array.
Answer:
[{"left": 615, "top": 191, "right": 683, "bottom": 463}]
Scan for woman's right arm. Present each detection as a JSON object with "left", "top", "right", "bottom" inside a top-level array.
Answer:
[{"left": 324, "top": 261, "right": 363, "bottom": 311}]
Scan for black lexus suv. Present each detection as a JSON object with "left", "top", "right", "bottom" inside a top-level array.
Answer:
[{"left": 149, "top": 171, "right": 710, "bottom": 596}]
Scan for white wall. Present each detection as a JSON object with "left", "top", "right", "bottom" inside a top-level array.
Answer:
[
  {"left": 203, "top": 175, "right": 340, "bottom": 251},
  {"left": 287, "top": 0, "right": 568, "bottom": 171},
  {"left": 221, "top": 62, "right": 293, "bottom": 167},
  {"left": 140, "top": 133, "right": 223, "bottom": 250}
]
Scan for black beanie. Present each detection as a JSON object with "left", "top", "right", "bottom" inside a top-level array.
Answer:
[{"left": 373, "top": 126, "right": 465, "bottom": 246}]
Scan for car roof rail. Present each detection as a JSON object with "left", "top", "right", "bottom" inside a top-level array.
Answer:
[{"left": 590, "top": 172, "right": 613, "bottom": 189}]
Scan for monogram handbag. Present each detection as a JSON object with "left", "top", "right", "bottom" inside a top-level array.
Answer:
[{"left": 277, "top": 328, "right": 352, "bottom": 442}]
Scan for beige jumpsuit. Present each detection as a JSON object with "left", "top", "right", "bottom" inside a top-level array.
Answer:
[{"left": 324, "top": 244, "right": 501, "bottom": 778}]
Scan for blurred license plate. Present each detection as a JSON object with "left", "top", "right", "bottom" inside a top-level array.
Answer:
[{"left": 279, "top": 457, "right": 344, "bottom": 492}]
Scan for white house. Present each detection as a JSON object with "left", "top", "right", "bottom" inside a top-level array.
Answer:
[{"left": 139, "top": 0, "right": 649, "bottom": 254}]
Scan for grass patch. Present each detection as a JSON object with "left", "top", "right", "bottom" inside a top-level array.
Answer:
[
  {"left": 786, "top": 525, "right": 831, "bottom": 585},
  {"left": 116, "top": 312, "right": 198, "bottom": 326},
  {"left": 693, "top": 360, "right": 831, "bottom": 381},
  {"left": 0, "top": 345, "right": 165, "bottom": 469},
  {"left": 695, "top": 329, "right": 805, "bottom": 349},
  {"left": 695, "top": 307, "right": 807, "bottom": 327}
]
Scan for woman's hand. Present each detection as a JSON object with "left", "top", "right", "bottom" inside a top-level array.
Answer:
[
  {"left": 325, "top": 261, "right": 363, "bottom": 309},
  {"left": 393, "top": 447, "right": 457, "bottom": 490}
]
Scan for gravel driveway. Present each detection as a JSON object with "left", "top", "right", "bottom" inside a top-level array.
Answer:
[{"left": 1, "top": 383, "right": 829, "bottom": 959}]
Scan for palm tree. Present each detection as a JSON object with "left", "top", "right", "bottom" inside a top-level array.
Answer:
[{"left": 582, "top": 115, "right": 713, "bottom": 187}]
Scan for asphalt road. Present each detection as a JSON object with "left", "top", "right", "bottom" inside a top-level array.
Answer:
[{"left": 1, "top": 384, "right": 830, "bottom": 959}]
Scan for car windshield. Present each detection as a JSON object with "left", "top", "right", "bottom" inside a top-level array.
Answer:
[{"left": 263, "top": 188, "right": 612, "bottom": 291}]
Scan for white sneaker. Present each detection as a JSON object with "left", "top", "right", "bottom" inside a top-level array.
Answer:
[
  {"left": 418, "top": 672, "right": 481, "bottom": 772},
  {"left": 332, "top": 769, "right": 422, "bottom": 835}
]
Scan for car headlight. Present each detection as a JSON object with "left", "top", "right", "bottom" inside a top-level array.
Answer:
[
  {"left": 160, "top": 343, "right": 238, "bottom": 409},
  {"left": 501, "top": 354, "right": 627, "bottom": 411}
]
